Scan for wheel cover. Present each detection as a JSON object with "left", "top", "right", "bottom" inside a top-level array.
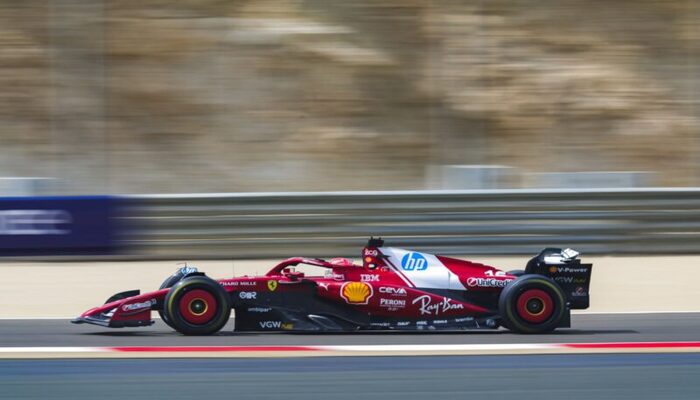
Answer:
[
  {"left": 179, "top": 289, "right": 217, "bottom": 325},
  {"left": 516, "top": 289, "right": 554, "bottom": 324}
]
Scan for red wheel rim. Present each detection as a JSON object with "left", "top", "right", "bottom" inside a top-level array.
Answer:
[
  {"left": 179, "top": 289, "right": 217, "bottom": 325},
  {"left": 516, "top": 289, "right": 554, "bottom": 323}
]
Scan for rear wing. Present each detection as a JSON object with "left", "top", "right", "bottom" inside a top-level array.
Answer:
[{"left": 525, "top": 248, "right": 592, "bottom": 309}]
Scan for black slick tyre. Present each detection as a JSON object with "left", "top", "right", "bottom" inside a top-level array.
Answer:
[
  {"left": 157, "top": 271, "right": 190, "bottom": 328},
  {"left": 163, "top": 276, "right": 231, "bottom": 335},
  {"left": 498, "top": 275, "right": 566, "bottom": 334}
]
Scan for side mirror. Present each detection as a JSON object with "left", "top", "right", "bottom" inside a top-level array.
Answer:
[{"left": 283, "top": 269, "right": 305, "bottom": 281}]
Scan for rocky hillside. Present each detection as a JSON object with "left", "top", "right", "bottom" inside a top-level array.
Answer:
[{"left": 0, "top": 0, "right": 698, "bottom": 193}]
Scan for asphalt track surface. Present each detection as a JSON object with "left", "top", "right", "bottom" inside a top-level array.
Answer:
[
  {"left": 1, "top": 313, "right": 699, "bottom": 400},
  {"left": 0, "top": 313, "right": 698, "bottom": 346},
  {"left": 1, "top": 354, "right": 699, "bottom": 400}
]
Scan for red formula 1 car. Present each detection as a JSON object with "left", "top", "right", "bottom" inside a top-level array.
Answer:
[{"left": 73, "top": 238, "right": 592, "bottom": 334}]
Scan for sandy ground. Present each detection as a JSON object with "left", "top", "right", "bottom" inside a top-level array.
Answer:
[{"left": 1, "top": 256, "right": 698, "bottom": 318}]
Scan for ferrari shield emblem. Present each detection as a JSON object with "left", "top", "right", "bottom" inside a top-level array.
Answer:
[{"left": 267, "top": 280, "right": 278, "bottom": 292}]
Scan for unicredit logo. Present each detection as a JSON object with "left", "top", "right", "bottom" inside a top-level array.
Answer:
[{"left": 466, "top": 277, "right": 512, "bottom": 288}]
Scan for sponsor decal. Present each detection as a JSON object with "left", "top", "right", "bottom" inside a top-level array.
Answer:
[
  {"left": 466, "top": 277, "right": 513, "bottom": 288},
  {"left": 318, "top": 282, "right": 330, "bottom": 291},
  {"left": 416, "top": 320, "right": 428, "bottom": 326},
  {"left": 401, "top": 252, "right": 428, "bottom": 271},
  {"left": 281, "top": 323, "right": 294, "bottom": 330},
  {"left": 247, "top": 307, "right": 271, "bottom": 313},
  {"left": 370, "top": 322, "right": 391, "bottom": 327},
  {"left": 239, "top": 291, "right": 257, "bottom": 300},
  {"left": 267, "top": 280, "right": 278, "bottom": 292},
  {"left": 0, "top": 209, "right": 71, "bottom": 235},
  {"left": 554, "top": 276, "right": 588, "bottom": 284},
  {"left": 122, "top": 299, "right": 155, "bottom": 312},
  {"left": 549, "top": 266, "right": 589, "bottom": 274},
  {"left": 259, "top": 321, "right": 282, "bottom": 329},
  {"left": 361, "top": 274, "right": 380, "bottom": 282},
  {"left": 572, "top": 286, "right": 588, "bottom": 297},
  {"left": 363, "top": 249, "right": 378, "bottom": 257},
  {"left": 221, "top": 281, "right": 256, "bottom": 287},
  {"left": 332, "top": 273, "right": 345, "bottom": 281},
  {"left": 412, "top": 295, "right": 465, "bottom": 316},
  {"left": 434, "top": 319, "right": 448, "bottom": 324},
  {"left": 455, "top": 317, "right": 475, "bottom": 323},
  {"left": 0, "top": 198, "right": 117, "bottom": 257},
  {"left": 397, "top": 321, "right": 410, "bottom": 327},
  {"left": 340, "top": 281, "right": 374, "bottom": 305},
  {"left": 378, "top": 286, "right": 407, "bottom": 296},
  {"left": 559, "top": 267, "right": 589, "bottom": 273},
  {"left": 380, "top": 298, "right": 406, "bottom": 308}
]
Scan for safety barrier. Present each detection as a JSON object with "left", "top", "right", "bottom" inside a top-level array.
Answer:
[{"left": 119, "top": 188, "right": 700, "bottom": 259}]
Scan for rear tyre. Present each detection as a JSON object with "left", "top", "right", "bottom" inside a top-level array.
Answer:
[
  {"left": 163, "top": 276, "right": 231, "bottom": 335},
  {"left": 499, "top": 275, "right": 566, "bottom": 334}
]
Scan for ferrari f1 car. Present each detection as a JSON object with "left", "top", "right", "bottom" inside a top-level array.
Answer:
[{"left": 73, "top": 238, "right": 592, "bottom": 334}]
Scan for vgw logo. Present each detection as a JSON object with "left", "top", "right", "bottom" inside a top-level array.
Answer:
[
  {"left": 259, "top": 321, "right": 282, "bottom": 329},
  {"left": 401, "top": 252, "right": 428, "bottom": 271}
]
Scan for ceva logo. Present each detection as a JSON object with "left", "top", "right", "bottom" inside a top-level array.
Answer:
[{"left": 401, "top": 252, "right": 428, "bottom": 271}]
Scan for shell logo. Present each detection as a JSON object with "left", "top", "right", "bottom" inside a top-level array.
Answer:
[{"left": 341, "top": 282, "right": 373, "bottom": 305}]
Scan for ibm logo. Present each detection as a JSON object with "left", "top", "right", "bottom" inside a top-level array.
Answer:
[{"left": 401, "top": 252, "right": 428, "bottom": 271}]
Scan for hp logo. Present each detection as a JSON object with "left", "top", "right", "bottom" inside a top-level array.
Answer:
[{"left": 401, "top": 252, "right": 428, "bottom": 271}]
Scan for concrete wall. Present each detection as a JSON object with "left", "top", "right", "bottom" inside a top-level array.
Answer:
[{"left": 2, "top": 255, "right": 698, "bottom": 318}]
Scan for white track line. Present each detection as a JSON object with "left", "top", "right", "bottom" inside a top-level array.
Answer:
[
  {"left": 0, "top": 317, "right": 77, "bottom": 320},
  {"left": 1, "top": 342, "right": 699, "bottom": 359},
  {"left": 0, "top": 347, "right": 106, "bottom": 353},
  {"left": 572, "top": 310, "right": 700, "bottom": 315}
]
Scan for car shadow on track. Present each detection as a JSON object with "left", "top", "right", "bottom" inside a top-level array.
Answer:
[
  {"left": 551, "top": 329, "right": 639, "bottom": 335},
  {"left": 281, "top": 329, "right": 640, "bottom": 337},
  {"left": 80, "top": 328, "right": 639, "bottom": 337}
]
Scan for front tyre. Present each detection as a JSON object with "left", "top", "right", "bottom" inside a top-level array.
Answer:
[
  {"left": 157, "top": 272, "right": 189, "bottom": 328},
  {"left": 498, "top": 275, "right": 566, "bottom": 334},
  {"left": 163, "top": 276, "right": 231, "bottom": 335}
]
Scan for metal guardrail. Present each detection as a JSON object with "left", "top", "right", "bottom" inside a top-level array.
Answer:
[{"left": 120, "top": 188, "right": 700, "bottom": 259}]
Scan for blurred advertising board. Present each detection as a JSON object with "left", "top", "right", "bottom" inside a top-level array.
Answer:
[{"left": 0, "top": 196, "right": 122, "bottom": 256}]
